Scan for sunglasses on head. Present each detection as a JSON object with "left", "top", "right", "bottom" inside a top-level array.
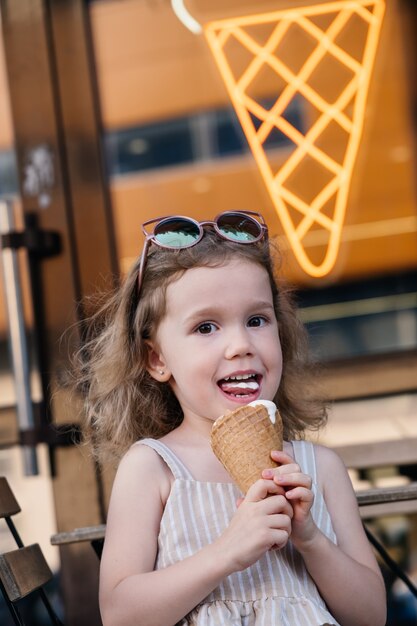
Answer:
[{"left": 137, "top": 210, "right": 268, "bottom": 293}]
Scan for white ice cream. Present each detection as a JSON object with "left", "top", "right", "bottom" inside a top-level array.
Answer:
[{"left": 248, "top": 400, "right": 277, "bottom": 424}]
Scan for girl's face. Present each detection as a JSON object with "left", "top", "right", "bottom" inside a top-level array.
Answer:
[{"left": 146, "top": 259, "right": 283, "bottom": 425}]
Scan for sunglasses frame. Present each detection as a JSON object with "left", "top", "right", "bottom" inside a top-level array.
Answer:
[{"left": 137, "top": 210, "right": 268, "bottom": 293}]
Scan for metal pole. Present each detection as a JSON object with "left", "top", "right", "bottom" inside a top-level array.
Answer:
[{"left": 0, "top": 200, "right": 38, "bottom": 475}]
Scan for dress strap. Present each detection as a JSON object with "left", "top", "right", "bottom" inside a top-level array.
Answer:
[
  {"left": 292, "top": 440, "right": 338, "bottom": 543},
  {"left": 138, "top": 438, "right": 194, "bottom": 481},
  {"left": 291, "top": 440, "right": 317, "bottom": 484}
]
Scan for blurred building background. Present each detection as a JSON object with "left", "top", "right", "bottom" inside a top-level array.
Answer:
[{"left": 0, "top": 0, "right": 416, "bottom": 624}]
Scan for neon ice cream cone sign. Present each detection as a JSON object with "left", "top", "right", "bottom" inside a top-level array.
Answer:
[{"left": 172, "top": 0, "right": 386, "bottom": 277}]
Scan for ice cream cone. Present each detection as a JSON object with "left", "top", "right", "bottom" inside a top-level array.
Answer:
[{"left": 210, "top": 403, "right": 283, "bottom": 494}]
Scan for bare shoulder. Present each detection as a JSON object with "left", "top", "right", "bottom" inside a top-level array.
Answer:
[
  {"left": 313, "top": 441, "right": 345, "bottom": 467},
  {"left": 118, "top": 441, "right": 170, "bottom": 479},
  {"left": 111, "top": 441, "right": 172, "bottom": 506},
  {"left": 312, "top": 443, "right": 351, "bottom": 496}
]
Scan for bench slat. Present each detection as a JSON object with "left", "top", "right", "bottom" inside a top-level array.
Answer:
[
  {"left": 0, "top": 544, "right": 52, "bottom": 601},
  {"left": 0, "top": 477, "right": 21, "bottom": 518}
]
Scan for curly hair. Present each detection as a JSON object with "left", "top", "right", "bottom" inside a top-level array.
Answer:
[{"left": 72, "top": 228, "right": 327, "bottom": 465}]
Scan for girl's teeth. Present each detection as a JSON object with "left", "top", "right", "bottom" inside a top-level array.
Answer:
[
  {"left": 221, "top": 381, "right": 259, "bottom": 391},
  {"left": 230, "top": 393, "right": 253, "bottom": 398},
  {"left": 220, "top": 374, "right": 260, "bottom": 397}
]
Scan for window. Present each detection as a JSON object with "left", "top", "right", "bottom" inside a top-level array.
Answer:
[
  {"left": 104, "top": 97, "right": 303, "bottom": 176},
  {"left": 299, "top": 271, "right": 417, "bottom": 361}
]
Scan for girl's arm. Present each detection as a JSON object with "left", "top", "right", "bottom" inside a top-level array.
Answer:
[
  {"left": 99, "top": 444, "right": 293, "bottom": 626},
  {"left": 270, "top": 446, "right": 386, "bottom": 626}
]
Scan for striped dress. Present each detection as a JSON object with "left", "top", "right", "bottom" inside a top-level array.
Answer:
[{"left": 138, "top": 438, "right": 339, "bottom": 626}]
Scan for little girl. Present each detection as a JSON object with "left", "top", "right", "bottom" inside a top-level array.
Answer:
[{"left": 76, "top": 211, "right": 386, "bottom": 626}]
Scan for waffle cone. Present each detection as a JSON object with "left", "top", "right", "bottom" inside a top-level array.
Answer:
[{"left": 210, "top": 404, "right": 283, "bottom": 494}]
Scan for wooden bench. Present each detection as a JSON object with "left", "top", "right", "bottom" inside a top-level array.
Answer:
[
  {"left": 50, "top": 482, "right": 417, "bottom": 597},
  {"left": 50, "top": 482, "right": 417, "bottom": 553},
  {"left": 0, "top": 477, "right": 63, "bottom": 625},
  {"left": 333, "top": 438, "right": 417, "bottom": 517},
  {"left": 0, "top": 543, "right": 64, "bottom": 625},
  {"left": 334, "top": 437, "right": 417, "bottom": 470}
]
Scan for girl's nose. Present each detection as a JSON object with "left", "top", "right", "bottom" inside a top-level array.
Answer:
[{"left": 224, "top": 327, "right": 254, "bottom": 359}]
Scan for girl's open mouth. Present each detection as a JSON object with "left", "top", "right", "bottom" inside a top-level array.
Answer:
[{"left": 217, "top": 373, "right": 261, "bottom": 400}]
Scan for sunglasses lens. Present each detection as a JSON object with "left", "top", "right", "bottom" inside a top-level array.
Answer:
[
  {"left": 217, "top": 213, "right": 262, "bottom": 242},
  {"left": 154, "top": 218, "right": 201, "bottom": 248}
]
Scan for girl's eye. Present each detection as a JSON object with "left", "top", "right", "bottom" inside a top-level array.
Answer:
[
  {"left": 247, "top": 316, "right": 267, "bottom": 328},
  {"left": 196, "top": 322, "right": 217, "bottom": 334}
]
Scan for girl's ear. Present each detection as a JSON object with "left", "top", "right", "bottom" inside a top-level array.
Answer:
[{"left": 144, "top": 340, "right": 171, "bottom": 382}]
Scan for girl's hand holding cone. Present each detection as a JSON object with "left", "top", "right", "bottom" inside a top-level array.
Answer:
[
  {"left": 262, "top": 449, "right": 318, "bottom": 552},
  {"left": 215, "top": 478, "right": 293, "bottom": 574}
]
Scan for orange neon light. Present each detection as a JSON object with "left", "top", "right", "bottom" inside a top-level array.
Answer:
[{"left": 204, "top": 0, "right": 385, "bottom": 277}]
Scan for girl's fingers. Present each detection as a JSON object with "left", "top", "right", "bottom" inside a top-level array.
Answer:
[
  {"left": 243, "top": 482, "right": 294, "bottom": 518},
  {"left": 274, "top": 472, "right": 312, "bottom": 490},
  {"left": 270, "top": 449, "right": 296, "bottom": 464},
  {"left": 262, "top": 463, "right": 299, "bottom": 478},
  {"left": 265, "top": 498, "right": 293, "bottom": 518},
  {"left": 285, "top": 487, "right": 314, "bottom": 504},
  {"left": 262, "top": 465, "right": 312, "bottom": 491},
  {"left": 268, "top": 513, "right": 293, "bottom": 533},
  {"left": 270, "top": 535, "right": 290, "bottom": 550},
  {"left": 245, "top": 478, "right": 287, "bottom": 502}
]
